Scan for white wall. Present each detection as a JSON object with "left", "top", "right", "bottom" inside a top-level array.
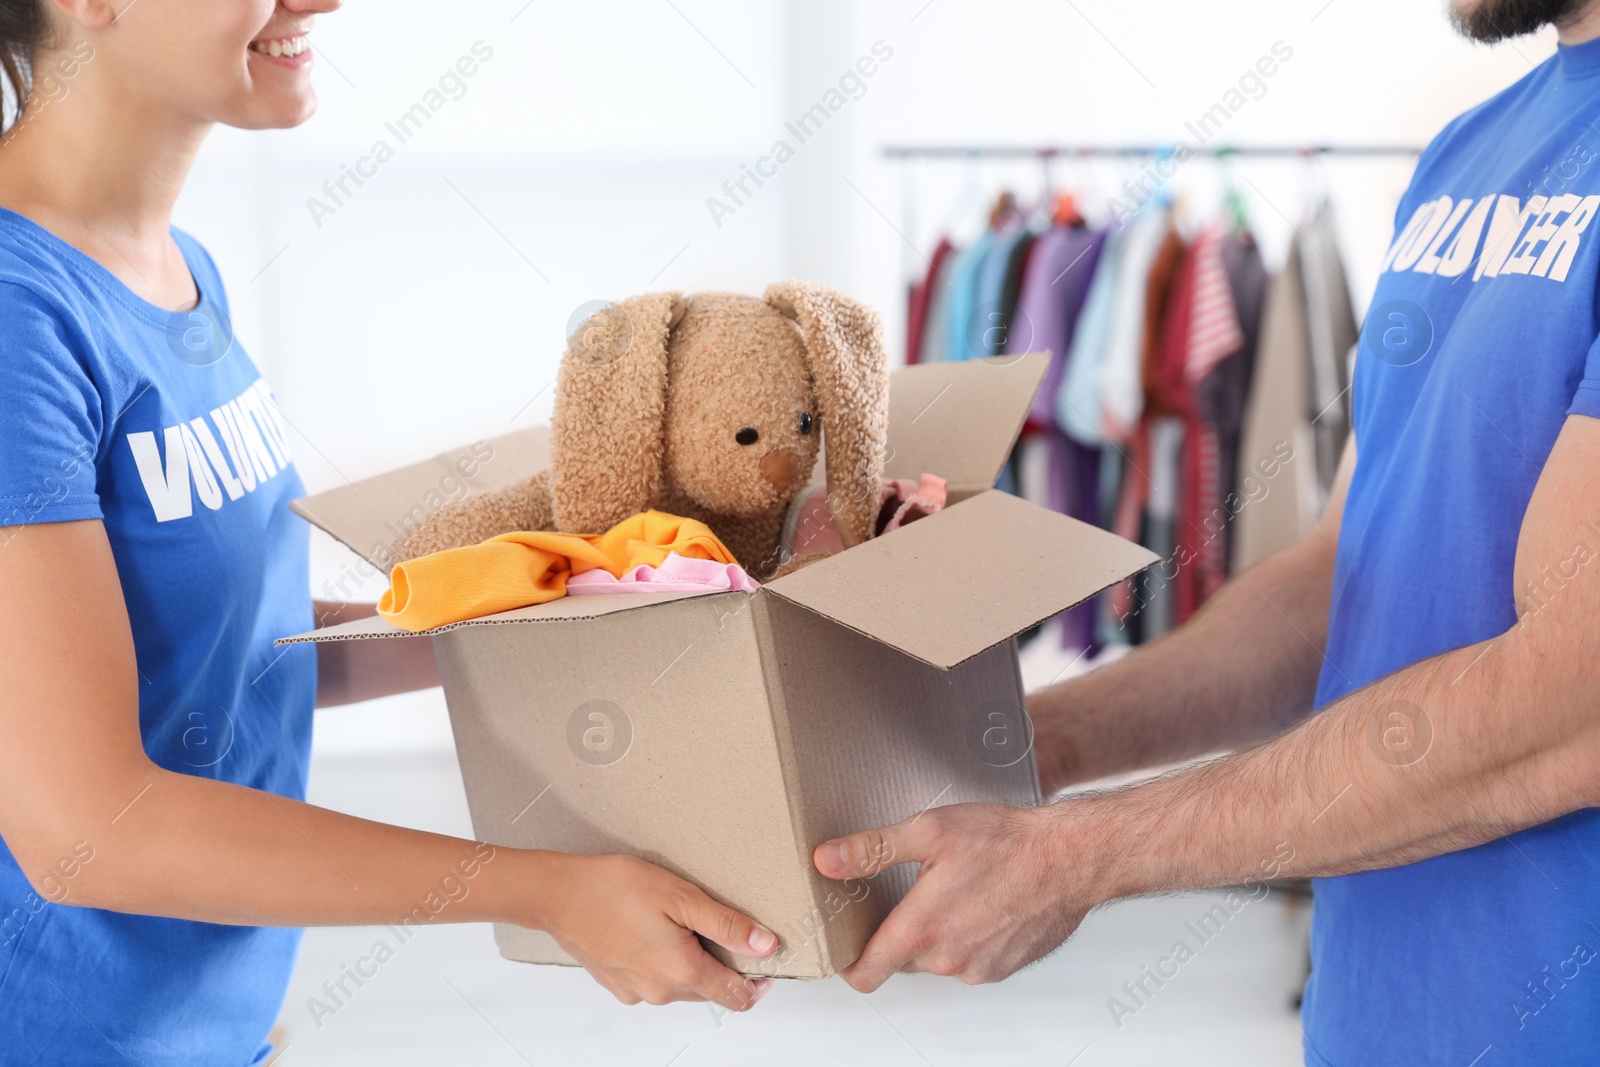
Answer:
[{"left": 170, "top": 0, "right": 1550, "bottom": 751}]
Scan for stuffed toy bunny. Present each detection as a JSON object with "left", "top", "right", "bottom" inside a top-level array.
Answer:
[{"left": 391, "top": 281, "right": 890, "bottom": 579}]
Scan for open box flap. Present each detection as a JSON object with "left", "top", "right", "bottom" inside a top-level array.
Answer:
[
  {"left": 290, "top": 426, "right": 550, "bottom": 569},
  {"left": 764, "top": 490, "right": 1158, "bottom": 670},
  {"left": 275, "top": 587, "right": 742, "bottom": 644},
  {"left": 881, "top": 353, "right": 1048, "bottom": 493}
]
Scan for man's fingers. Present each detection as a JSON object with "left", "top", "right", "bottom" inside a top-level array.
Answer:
[
  {"left": 813, "top": 816, "right": 930, "bottom": 880},
  {"left": 675, "top": 885, "right": 779, "bottom": 959},
  {"left": 839, "top": 903, "right": 921, "bottom": 993}
]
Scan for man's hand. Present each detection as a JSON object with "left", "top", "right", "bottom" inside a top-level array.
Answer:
[
  {"left": 812, "top": 802, "right": 1097, "bottom": 993},
  {"left": 814, "top": 416, "right": 1600, "bottom": 994}
]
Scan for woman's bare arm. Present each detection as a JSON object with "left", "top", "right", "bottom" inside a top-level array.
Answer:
[{"left": 0, "top": 519, "right": 776, "bottom": 1010}]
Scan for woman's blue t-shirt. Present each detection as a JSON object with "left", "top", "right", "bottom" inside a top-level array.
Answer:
[{"left": 0, "top": 209, "right": 315, "bottom": 1065}]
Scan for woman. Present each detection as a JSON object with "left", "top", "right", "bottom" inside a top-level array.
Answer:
[{"left": 0, "top": 1, "right": 776, "bottom": 1061}]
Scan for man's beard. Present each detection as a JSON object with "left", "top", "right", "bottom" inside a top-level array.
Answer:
[{"left": 1450, "top": 0, "right": 1584, "bottom": 40}]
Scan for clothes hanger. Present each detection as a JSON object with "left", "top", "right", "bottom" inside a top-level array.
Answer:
[
  {"left": 1041, "top": 147, "right": 1086, "bottom": 227},
  {"left": 1052, "top": 190, "right": 1083, "bottom": 227},
  {"left": 1311, "top": 148, "right": 1333, "bottom": 214},
  {"left": 988, "top": 189, "right": 1020, "bottom": 229},
  {"left": 939, "top": 149, "right": 987, "bottom": 241},
  {"left": 1149, "top": 145, "right": 1192, "bottom": 232},
  {"left": 1217, "top": 147, "right": 1251, "bottom": 233},
  {"left": 1034, "top": 150, "right": 1062, "bottom": 227},
  {"left": 1295, "top": 146, "right": 1330, "bottom": 223},
  {"left": 1072, "top": 147, "right": 1108, "bottom": 227},
  {"left": 1152, "top": 146, "right": 1174, "bottom": 210}
]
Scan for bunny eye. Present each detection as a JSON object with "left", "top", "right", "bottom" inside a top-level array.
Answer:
[
  {"left": 798, "top": 412, "right": 813, "bottom": 435},
  {"left": 735, "top": 427, "right": 760, "bottom": 446}
]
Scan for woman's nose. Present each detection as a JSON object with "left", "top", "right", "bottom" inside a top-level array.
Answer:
[{"left": 760, "top": 448, "right": 799, "bottom": 493}]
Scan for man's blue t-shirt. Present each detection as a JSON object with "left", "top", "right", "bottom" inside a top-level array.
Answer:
[
  {"left": 1307, "top": 37, "right": 1600, "bottom": 1065},
  {"left": 0, "top": 210, "right": 315, "bottom": 1064}
]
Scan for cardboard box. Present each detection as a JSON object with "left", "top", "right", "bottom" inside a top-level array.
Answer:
[{"left": 278, "top": 353, "right": 1156, "bottom": 978}]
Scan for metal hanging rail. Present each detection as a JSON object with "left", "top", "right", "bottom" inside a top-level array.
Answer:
[
  {"left": 884, "top": 143, "right": 1423, "bottom": 280},
  {"left": 883, "top": 144, "right": 1424, "bottom": 159}
]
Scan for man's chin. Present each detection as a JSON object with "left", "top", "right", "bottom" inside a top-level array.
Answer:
[{"left": 1449, "top": 0, "right": 1582, "bottom": 41}]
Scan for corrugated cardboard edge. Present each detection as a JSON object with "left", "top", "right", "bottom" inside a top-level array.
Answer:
[
  {"left": 1004, "top": 637, "right": 1043, "bottom": 801},
  {"left": 765, "top": 491, "right": 1162, "bottom": 672},
  {"left": 748, "top": 595, "right": 836, "bottom": 979},
  {"left": 767, "top": 564, "right": 1147, "bottom": 674},
  {"left": 882, "top": 352, "right": 1050, "bottom": 492},
  {"left": 274, "top": 588, "right": 748, "bottom": 645}
]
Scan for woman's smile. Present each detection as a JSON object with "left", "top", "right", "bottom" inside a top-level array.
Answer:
[{"left": 247, "top": 33, "right": 311, "bottom": 67}]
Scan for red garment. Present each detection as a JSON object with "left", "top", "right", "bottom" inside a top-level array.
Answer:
[
  {"left": 1155, "top": 241, "right": 1205, "bottom": 624},
  {"left": 1182, "top": 230, "right": 1244, "bottom": 613},
  {"left": 1139, "top": 227, "right": 1186, "bottom": 415},
  {"left": 1108, "top": 423, "right": 1150, "bottom": 626},
  {"left": 1152, "top": 229, "right": 1239, "bottom": 623},
  {"left": 1185, "top": 225, "right": 1245, "bottom": 383},
  {"left": 1153, "top": 238, "right": 1197, "bottom": 417},
  {"left": 904, "top": 237, "right": 954, "bottom": 364}
]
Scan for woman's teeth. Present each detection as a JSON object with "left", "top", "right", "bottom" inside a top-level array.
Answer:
[{"left": 250, "top": 35, "right": 308, "bottom": 58}]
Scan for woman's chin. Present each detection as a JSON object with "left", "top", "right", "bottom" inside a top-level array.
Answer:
[{"left": 224, "top": 92, "right": 318, "bottom": 131}]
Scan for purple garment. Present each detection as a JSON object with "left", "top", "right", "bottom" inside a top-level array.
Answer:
[
  {"left": 1001, "top": 223, "right": 1108, "bottom": 652},
  {"left": 1045, "top": 431, "right": 1103, "bottom": 653},
  {"left": 1005, "top": 224, "right": 1106, "bottom": 428}
]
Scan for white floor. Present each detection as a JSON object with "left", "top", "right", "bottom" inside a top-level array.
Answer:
[{"left": 275, "top": 630, "right": 1313, "bottom": 1066}]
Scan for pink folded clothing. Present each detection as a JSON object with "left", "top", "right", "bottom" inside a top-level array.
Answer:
[
  {"left": 564, "top": 551, "right": 761, "bottom": 596},
  {"left": 788, "top": 473, "right": 948, "bottom": 556},
  {"left": 880, "top": 472, "right": 948, "bottom": 534}
]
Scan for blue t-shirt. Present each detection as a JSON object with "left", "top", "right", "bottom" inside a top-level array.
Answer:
[
  {"left": 1306, "top": 37, "right": 1600, "bottom": 1064},
  {"left": 0, "top": 210, "right": 315, "bottom": 1065}
]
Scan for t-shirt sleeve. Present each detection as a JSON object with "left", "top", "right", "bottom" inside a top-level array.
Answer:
[
  {"left": 0, "top": 281, "right": 105, "bottom": 527},
  {"left": 1571, "top": 329, "right": 1600, "bottom": 420}
]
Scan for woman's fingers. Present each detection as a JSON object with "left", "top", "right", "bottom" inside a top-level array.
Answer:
[
  {"left": 667, "top": 882, "right": 779, "bottom": 1010},
  {"left": 671, "top": 883, "right": 779, "bottom": 959},
  {"left": 682, "top": 955, "right": 773, "bottom": 1012},
  {"left": 549, "top": 854, "right": 783, "bottom": 1010}
]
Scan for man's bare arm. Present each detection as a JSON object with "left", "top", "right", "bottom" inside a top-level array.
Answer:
[
  {"left": 1069, "top": 411, "right": 1600, "bottom": 894},
  {"left": 1030, "top": 440, "right": 1354, "bottom": 791},
  {"left": 819, "top": 414, "right": 1600, "bottom": 991}
]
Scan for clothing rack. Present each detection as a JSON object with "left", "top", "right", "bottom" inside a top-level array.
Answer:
[
  {"left": 893, "top": 143, "right": 1384, "bottom": 651},
  {"left": 887, "top": 142, "right": 1424, "bottom": 282}
]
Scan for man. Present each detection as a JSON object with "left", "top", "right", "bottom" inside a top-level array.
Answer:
[{"left": 812, "top": 1, "right": 1600, "bottom": 1062}]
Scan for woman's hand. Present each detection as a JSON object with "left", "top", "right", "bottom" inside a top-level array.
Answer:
[{"left": 530, "top": 852, "right": 778, "bottom": 1010}]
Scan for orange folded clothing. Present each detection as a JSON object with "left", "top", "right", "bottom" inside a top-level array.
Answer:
[{"left": 377, "top": 510, "right": 741, "bottom": 633}]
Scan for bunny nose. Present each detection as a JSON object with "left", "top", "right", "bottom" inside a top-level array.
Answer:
[{"left": 760, "top": 448, "right": 799, "bottom": 493}]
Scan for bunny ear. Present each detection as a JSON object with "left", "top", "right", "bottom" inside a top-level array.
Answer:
[
  {"left": 765, "top": 281, "right": 890, "bottom": 548},
  {"left": 550, "top": 292, "right": 685, "bottom": 533}
]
